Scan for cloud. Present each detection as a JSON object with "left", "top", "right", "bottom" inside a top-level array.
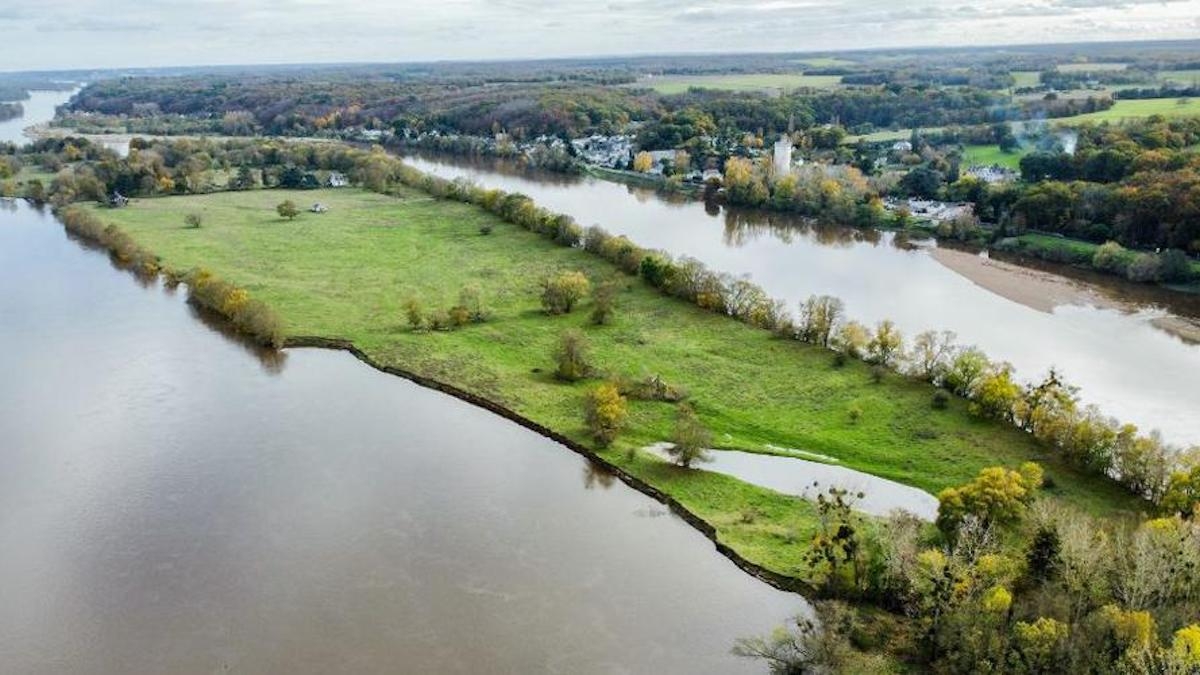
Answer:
[{"left": 0, "top": 0, "right": 1198, "bottom": 71}]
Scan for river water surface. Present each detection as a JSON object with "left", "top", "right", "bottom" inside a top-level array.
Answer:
[
  {"left": 403, "top": 154, "right": 1200, "bottom": 447},
  {"left": 0, "top": 201, "right": 804, "bottom": 672}
]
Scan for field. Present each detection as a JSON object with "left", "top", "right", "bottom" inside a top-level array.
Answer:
[
  {"left": 1156, "top": 69, "right": 1200, "bottom": 85},
  {"left": 638, "top": 73, "right": 842, "bottom": 95},
  {"left": 89, "top": 187, "right": 1141, "bottom": 577},
  {"left": 1055, "top": 97, "right": 1200, "bottom": 124},
  {"left": 1056, "top": 62, "right": 1128, "bottom": 73},
  {"left": 1010, "top": 70, "right": 1041, "bottom": 88},
  {"left": 962, "top": 144, "right": 1028, "bottom": 170},
  {"left": 842, "top": 128, "right": 917, "bottom": 144}
]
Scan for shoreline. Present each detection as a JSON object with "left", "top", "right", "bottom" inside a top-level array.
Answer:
[{"left": 285, "top": 333, "right": 818, "bottom": 597}]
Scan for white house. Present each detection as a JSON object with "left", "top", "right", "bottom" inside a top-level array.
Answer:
[{"left": 327, "top": 172, "right": 349, "bottom": 188}]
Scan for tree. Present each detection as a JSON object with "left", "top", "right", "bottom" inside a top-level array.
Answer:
[
  {"left": 632, "top": 151, "right": 654, "bottom": 173},
  {"left": 868, "top": 319, "right": 903, "bottom": 367},
  {"left": 554, "top": 330, "right": 591, "bottom": 382},
  {"left": 909, "top": 330, "right": 956, "bottom": 383},
  {"left": 184, "top": 213, "right": 202, "bottom": 229},
  {"left": 666, "top": 404, "right": 712, "bottom": 468},
  {"left": 833, "top": 321, "right": 870, "bottom": 359},
  {"left": 457, "top": 284, "right": 487, "bottom": 323},
  {"left": 945, "top": 346, "right": 990, "bottom": 397},
  {"left": 276, "top": 200, "right": 299, "bottom": 220},
  {"left": 583, "top": 382, "right": 627, "bottom": 447},
  {"left": 732, "top": 602, "right": 855, "bottom": 675},
  {"left": 936, "top": 462, "right": 1044, "bottom": 532},
  {"left": 971, "top": 364, "right": 1022, "bottom": 422},
  {"left": 541, "top": 271, "right": 591, "bottom": 314},
  {"left": 798, "top": 295, "right": 844, "bottom": 347},
  {"left": 590, "top": 280, "right": 617, "bottom": 325}
]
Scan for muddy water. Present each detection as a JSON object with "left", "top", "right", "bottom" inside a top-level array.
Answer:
[
  {"left": 402, "top": 153, "right": 1200, "bottom": 447},
  {"left": 0, "top": 89, "right": 77, "bottom": 145},
  {"left": 0, "top": 200, "right": 803, "bottom": 673}
]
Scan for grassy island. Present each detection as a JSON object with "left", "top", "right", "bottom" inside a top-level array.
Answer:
[{"left": 87, "top": 187, "right": 1139, "bottom": 567}]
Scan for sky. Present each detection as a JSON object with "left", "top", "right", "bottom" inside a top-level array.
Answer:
[{"left": 2, "top": 0, "right": 1200, "bottom": 72}]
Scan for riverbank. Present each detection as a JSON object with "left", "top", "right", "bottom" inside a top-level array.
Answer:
[{"left": 997, "top": 232, "right": 1200, "bottom": 293}]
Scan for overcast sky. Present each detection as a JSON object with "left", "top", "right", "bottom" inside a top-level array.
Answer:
[{"left": 3, "top": 0, "right": 1200, "bottom": 72}]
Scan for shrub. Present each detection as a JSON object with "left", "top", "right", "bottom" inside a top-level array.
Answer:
[
  {"left": 584, "top": 382, "right": 627, "bottom": 447},
  {"left": 620, "top": 374, "right": 687, "bottom": 402},
  {"left": 541, "top": 271, "right": 591, "bottom": 314},
  {"left": 1125, "top": 252, "right": 1161, "bottom": 283},
  {"left": 276, "top": 200, "right": 299, "bottom": 220},
  {"left": 448, "top": 305, "right": 471, "bottom": 327},
  {"left": 479, "top": 223, "right": 493, "bottom": 235},
  {"left": 184, "top": 213, "right": 202, "bottom": 229},
  {"left": 403, "top": 298, "right": 424, "bottom": 331},
  {"left": 427, "top": 309, "right": 452, "bottom": 331},
  {"left": 848, "top": 404, "right": 863, "bottom": 424},
  {"left": 870, "top": 365, "right": 886, "bottom": 384},
  {"left": 666, "top": 404, "right": 713, "bottom": 468},
  {"left": 458, "top": 284, "right": 488, "bottom": 323},
  {"left": 590, "top": 280, "right": 617, "bottom": 325},
  {"left": 1159, "top": 249, "right": 1194, "bottom": 283},
  {"left": 1092, "top": 241, "right": 1128, "bottom": 274},
  {"left": 932, "top": 390, "right": 950, "bottom": 410},
  {"left": 554, "top": 330, "right": 591, "bottom": 382}
]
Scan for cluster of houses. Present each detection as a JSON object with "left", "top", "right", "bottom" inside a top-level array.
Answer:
[
  {"left": 885, "top": 197, "right": 974, "bottom": 223},
  {"left": 965, "top": 164, "right": 1018, "bottom": 184},
  {"left": 570, "top": 135, "right": 634, "bottom": 168}
]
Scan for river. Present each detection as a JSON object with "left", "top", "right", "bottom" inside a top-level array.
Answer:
[
  {"left": 0, "top": 89, "right": 79, "bottom": 146},
  {"left": 0, "top": 199, "right": 805, "bottom": 672},
  {"left": 402, "top": 154, "right": 1200, "bottom": 448}
]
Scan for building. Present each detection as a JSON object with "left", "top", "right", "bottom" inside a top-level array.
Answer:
[
  {"left": 773, "top": 135, "right": 793, "bottom": 175},
  {"left": 326, "top": 172, "right": 349, "bottom": 188}
]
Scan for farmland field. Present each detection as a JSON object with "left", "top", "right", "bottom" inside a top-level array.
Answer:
[{"left": 637, "top": 73, "right": 842, "bottom": 95}]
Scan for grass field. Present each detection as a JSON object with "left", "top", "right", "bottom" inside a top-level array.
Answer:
[
  {"left": 1156, "top": 70, "right": 1200, "bottom": 86},
  {"left": 842, "top": 129, "right": 919, "bottom": 144},
  {"left": 791, "top": 57, "right": 857, "bottom": 68},
  {"left": 1014, "top": 233, "right": 1200, "bottom": 276},
  {"left": 89, "top": 187, "right": 1142, "bottom": 578},
  {"left": 963, "top": 144, "right": 1028, "bottom": 170},
  {"left": 1010, "top": 71, "right": 1041, "bottom": 88},
  {"left": 1055, "top": 97, "right": 1200, "bottom": 124},
  {"left": 639, "top": 73, "right": 842, "bottom": 95},
  {"left": 1057, "top": 62, "right": 1128, "bottom": 73}
]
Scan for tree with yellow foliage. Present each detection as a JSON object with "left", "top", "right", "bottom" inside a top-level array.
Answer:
[
  {"left": 584, "top": 382, "right": 627, "bottom": 447},
  {"left": 632, "top": 151, "right": 653, "bottom": 173},
  {"left": 936, "top": 462, "right": 1044, "bottom": 532}
]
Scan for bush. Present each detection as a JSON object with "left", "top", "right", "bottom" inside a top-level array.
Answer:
[
  {"left": 184, "top": 213, "right": 202, "bottom": 229},
  {"left": 554, "top": 330, "right": 591, "bottom": 382},
  {"left": 1092, "top": 241, "right": 1129, "bottom": 274},
  {"left": 932, "top": 390, "right": 950, "bottom": 410},
  {"left": 458, "top": 284, "right": 488, "bottom": 323},
  {"left": 870, "top": 365, "right": 886, "bottom": 384},
  {"left": 584, "top": 382, "right": 627, "bottom": 447},
  {"left": 590, "top": 280, "right": 617, "bottom": 325},
  {"left": 1125, "top": 252, "right": 1161, "bottom": 283},
  {"left": 848, "top": 405, "right": 863, "bottom": 424},
  {"left": 276, "top": 200, "right": 299, "bottom": 220},
  {"left": 541, "top": 271, "right": 591, "bottom": 315},
  {"left": 1159, "top": 249, "right": 1194, "bottom": 283},
  {"left": 666, "top": 404, "right": 713, "bottom": 467},
  {"left": 403, "top": 297, "right": 423, "bottom": 331},
  {"left": 479, "top": 223, "right": 493, "bottom": 235}
]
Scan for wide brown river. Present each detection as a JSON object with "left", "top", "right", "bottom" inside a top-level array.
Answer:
[
  {"left": 403, "top": 154, "right": 1200, "bottom": 448},
  {"left": 0, "top": 200, "right": 803, "bottom": 673}
]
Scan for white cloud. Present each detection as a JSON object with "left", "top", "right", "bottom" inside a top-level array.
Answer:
[{"left": 0, "top": 0, "right": 1198, "bottom": 71}]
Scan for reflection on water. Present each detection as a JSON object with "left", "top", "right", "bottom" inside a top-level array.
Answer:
[
  {"left": 402, "top": 152, "right": 1200, "bottom": 447},
  {"left": 0, "top": 201, "right": 804, "bottom": 673}
]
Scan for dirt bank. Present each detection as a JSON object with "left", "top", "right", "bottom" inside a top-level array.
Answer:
[{"left": 931, "top": 246, "right": 1116, "bottom": 313}]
